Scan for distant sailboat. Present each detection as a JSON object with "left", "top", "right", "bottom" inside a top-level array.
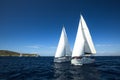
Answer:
[
  {"left": 54, "top": 27, "right": 71, "bottom": 63},
  {"left": 71, "top": 15, "right": 96, "bottom": 65},
  {"left": 19, "top": 53, "right": 22, "bottom": 57}
]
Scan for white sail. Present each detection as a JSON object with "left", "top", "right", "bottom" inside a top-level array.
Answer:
[
  {"left": 81, "top": 15, "right": 96, "bottom": 54},
  {"left": 55, "top": 27, "right": 71, "bottom": 58},
  {"left": 72, "top": 15, "right": 96, "bottom": 57},
  {"left": 64, "top": 27, "right": 71, "bottom": 56},
  {"left": 72, "top": 17, "right": 85, "bottom": 57}
]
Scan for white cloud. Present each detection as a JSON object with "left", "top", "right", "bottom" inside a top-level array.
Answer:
[
  {"left": 25, "top": 45, "right": 56, "bottom": 49},
  {"left": 24, "top": 45, "right": 57, "bottom": 56},
  {"left": 96, "top": 44, "right": 112, "bottom": 47},
  {"left": 49, "top": 46, "right": 56, "bottom": 49},
  {"left": 25, "top": 45, "right": 40, "bottom": 49}
]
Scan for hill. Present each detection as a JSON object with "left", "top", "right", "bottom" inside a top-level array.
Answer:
[{"left": 0, "top": 50, "right": 39, "bottom": 57}]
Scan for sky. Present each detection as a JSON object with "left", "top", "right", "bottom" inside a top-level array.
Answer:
[{"left": 0, "top": 0, "right": 120, "bottom": 56}]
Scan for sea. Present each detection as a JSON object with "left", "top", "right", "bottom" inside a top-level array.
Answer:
[{"left": 0, "top": 56, "right": 120, "bottom": 80}]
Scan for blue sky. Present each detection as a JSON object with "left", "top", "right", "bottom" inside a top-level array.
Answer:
[{"left": 0, "top": 0, "right": 120, "bottom": 56}]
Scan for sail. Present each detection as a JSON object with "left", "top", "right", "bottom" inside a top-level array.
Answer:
[
  {"left": 72, "top": 15, "right": 96, "bottom": 57},
  {"left": 63, "top": 27, "right": 71, "bottom": 56},
  {"left": 55, "top": 27, "right": 71, "bottom": 58},
  {"left": 72, "top": 17, "right": 85, "bottom": 57},
  {"left": 81, "top": 15, "right": 96, "bottom": 54}
]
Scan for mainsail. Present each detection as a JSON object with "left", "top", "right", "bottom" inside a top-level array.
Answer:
[
  {"left": 55, "top": 27, "right": 71, "bottom": 58},
  {"left": 72, "top": 16, "right": 85, "bottom": 57},
  {"left": 72, "top": 15, "right": 96, "bottom": 57},
  {"left": 81, "top": 15, "right": 96, "bottom": 54}
]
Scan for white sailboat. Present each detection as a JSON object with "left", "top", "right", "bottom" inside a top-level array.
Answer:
[
  {"left": 19, "top": 53, "right": 22, "bottom": 57},
  {"left": 54, "top": 27, "right": 71, "bottom": 63},
  {"left": 71, "top": 15, "right": 96, "bottom": 65}
]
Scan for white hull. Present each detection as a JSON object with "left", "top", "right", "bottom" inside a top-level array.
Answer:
[
  {"left": 54, "top": 56, "right": 71, "bottom": 63},
  {"left": 71, "top": 57, "right": 94, "bottom": 66}
]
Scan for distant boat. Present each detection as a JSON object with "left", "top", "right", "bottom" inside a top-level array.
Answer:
[
  {"left": 19, "top": 53, "right": 22, "bottom": 57},
  {"left": 54, "top": 27, "right": 71, "bottom": 63},
  {"left": 35, "top": 54, "right": 40, "bottom": 57},
  {"left": 71, "top": 15, "right": 96, "bottom": 65}
]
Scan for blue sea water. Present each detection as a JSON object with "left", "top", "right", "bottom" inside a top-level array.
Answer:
[{"left": 0, "top": 56, "right": 120, "bottom": 80}]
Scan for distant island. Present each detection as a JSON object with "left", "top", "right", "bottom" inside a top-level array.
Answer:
[{"left": 0, "top": 50, "right": 40, "bottom": 57}]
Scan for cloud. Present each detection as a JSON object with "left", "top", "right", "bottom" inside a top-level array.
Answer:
[
  {"left": 49, "top": 46, "right": 56, "bottom": 49},
  {"left": 96, "top": 44, "right": 112, "bottom": 47},
  {"left": 25, "top": 45, "right": 40, "bottom": 49},
  {"left": 24, "top": 45, "right": 56, "bottom": 49}
]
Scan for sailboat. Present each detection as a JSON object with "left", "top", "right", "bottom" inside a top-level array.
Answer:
[
  {"left": 71, "top": 15, "right": 96, "bottom": 65},
  {"left": 54, "top": 27, "right": 71, "bottom": 63},
  {"left": 19, "top": 53, "right": 22, "bottom": 57}
]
